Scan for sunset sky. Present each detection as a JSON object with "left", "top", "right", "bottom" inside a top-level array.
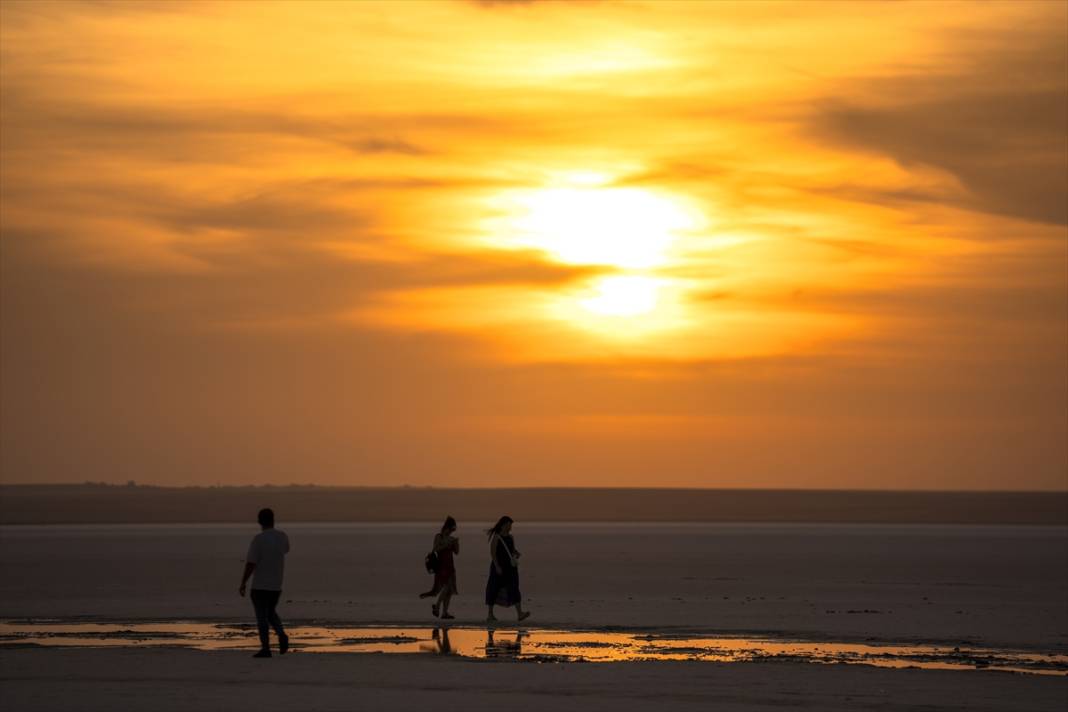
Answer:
[{"left": 1, "top": 0, "right": 1065, "bottom": 489}]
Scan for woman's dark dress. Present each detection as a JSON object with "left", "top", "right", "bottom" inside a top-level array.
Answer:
[
  {"left": 485, "top": 534, "right": 522, "bottom": 607},
  {"left": 430, "top": 533, "right": 458, "bottom": 596}
]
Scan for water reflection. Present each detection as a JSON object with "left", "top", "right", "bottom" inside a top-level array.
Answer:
[
  {"left": 485, "top": 629, "right": 526, "bottom": 659},
  {"left": 430, "top": 627, "right": 451, "bottom": 655},
  {"left": 1, "top": 620, "right": 1064, "bottom": 676}
]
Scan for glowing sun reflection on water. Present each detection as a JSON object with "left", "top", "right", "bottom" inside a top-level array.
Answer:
[{"left": 2, "top": 621, "right": 1064, "bottom": 676}]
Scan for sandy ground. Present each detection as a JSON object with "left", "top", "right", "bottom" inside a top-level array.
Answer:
[
  {"left": 2, "top": 523, "right": 1064, "bottom": 651},
  {"left": 1, "top": 647, "right": 1066, "bottom": 712}
]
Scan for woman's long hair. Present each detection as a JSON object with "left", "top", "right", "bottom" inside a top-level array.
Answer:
[
  {"left": 441, "top": 516, "right": 457, "bottom": 534},
  {"left": 485, "top": 515, "right": 513, "bottom": 539}
]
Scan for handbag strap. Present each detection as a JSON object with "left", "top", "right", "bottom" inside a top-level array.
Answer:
[{"left": 492, "top": 533, "right": 517, "bottom": 563}]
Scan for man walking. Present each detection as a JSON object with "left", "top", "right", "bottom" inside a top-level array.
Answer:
[{"left": 239, "top": 507, "right": 290, "bottom": 658}]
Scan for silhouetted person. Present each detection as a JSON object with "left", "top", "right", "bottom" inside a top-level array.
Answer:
[
  {"left": 419, "top": 516, "right": 459, "bottom": 619},
  {"left": 484, "top": 516, "right": 530, "bottom": 623},
  {"left": 239, "top": 507, "right": 290, "bottom": 658}
]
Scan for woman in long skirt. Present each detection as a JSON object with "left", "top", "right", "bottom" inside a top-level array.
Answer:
[
  {"left": 484, "top": 516, "right": 531, "bottom": 623},
  {"left": 420, "top": 516, "right": 459, "bottom": 619}
]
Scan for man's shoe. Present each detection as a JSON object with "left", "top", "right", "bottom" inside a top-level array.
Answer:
[
  {"left": 252, "top": 649, "right": 272, "bottom": 658},
  {"left": 279, "top": 634, "right": 289, "bottom": 655}
]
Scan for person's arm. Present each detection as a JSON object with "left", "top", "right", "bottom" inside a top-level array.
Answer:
[
  {"left": 490, "top": 535, "right": 503, "bottom": 574},
  {"left": 239, "top": 561, "right": 255, "bottom": 597},
  {"left": 240, "top": 538, "right": 259, "bottom": 597},
  {"left": 452, "top": 536, "right": 460, "bottom": 555}
]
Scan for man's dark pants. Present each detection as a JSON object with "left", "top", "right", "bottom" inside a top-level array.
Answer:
[{"left": 250, "top": 589, "right": 286, "bottom": 650}]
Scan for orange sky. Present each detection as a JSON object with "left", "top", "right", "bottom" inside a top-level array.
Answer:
[{"left": 1, "top": 0, "right": 1065, "bottom": 489}]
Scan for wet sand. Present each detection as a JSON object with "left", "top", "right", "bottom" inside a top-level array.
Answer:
[
  {"left": 1, "top": 522, "right": 1064, "bottom": 710},
  {"left": 2, "top": 646, "right": 1065, "bottom": 712}
]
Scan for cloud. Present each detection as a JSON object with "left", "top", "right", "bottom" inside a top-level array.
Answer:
[
  {"left": 1, "top": 0, "right": 1064, "bottom": 488},
  {"left": 347, "top": 138, "right": 427, "bottom": 155},
  {"left": 0, "top": 90, "right": 438, "bottom": 162},
  {"left": 471, "top": 0, "right": 549, "bottom": 6},
  {"left": 810, "top": 35, "right": 1067, "bottom": 226},
  {"left": 819, "top": 89, "right": 1066, "bottom": 225}
]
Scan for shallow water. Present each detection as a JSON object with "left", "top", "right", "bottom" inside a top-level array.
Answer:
[{"left": 1, "top": 620, "right": 1064, "bottom": 676}]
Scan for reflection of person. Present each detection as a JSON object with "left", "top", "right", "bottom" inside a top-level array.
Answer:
[
  {"left": 419, "top": 516, "right": 460, "bottom": 619},
  {"left": 484, "top": 516, "right": 531, "bottom": 623},
  {"left": 432, "top": 627, "right": 452, "bottom": 655},
  {"left": 486, "top": 629, "right": 526, "bottom": 659},
  {"left": 239, "top": 508, "right": 290, "bottom": 658}
]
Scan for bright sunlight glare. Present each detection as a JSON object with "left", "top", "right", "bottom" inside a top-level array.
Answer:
[
  {"left": 508, "top": 187, "right": 702, "bottom": 269},
  {"left": 580, "top": 275, "right": 661, "bottom": 316}
]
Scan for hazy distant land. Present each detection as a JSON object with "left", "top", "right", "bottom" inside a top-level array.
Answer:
[{"left": 0, "top": 485, "right": 1064, "bottom": 525}]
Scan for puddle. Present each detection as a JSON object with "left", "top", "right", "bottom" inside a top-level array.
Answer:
[{"left": 0, "top": 620, "right": 1064, "bottom": 676}]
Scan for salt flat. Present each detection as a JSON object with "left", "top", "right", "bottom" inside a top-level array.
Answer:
[
  {"left": 2, "top": 647, "right": 1065, "bottom": 712},
  {"left": 2, "top": 522, "right": 1065, "bottom": 711},
  {"left": 1, "top": 522, "right": 1064, "bottom": 650}
]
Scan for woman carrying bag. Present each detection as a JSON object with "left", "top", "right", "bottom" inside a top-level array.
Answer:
[
  {"left": 420, "top": 516, "right": 459, "bottom": 619},
  {"left": 484, "top": 516, "right": 531, "bottom": 623}
]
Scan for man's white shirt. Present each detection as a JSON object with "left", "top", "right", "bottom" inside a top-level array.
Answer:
[{"left": 246, "top": 529, "right": 290, "bottom": 591}]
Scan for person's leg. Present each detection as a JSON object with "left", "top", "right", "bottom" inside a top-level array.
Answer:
[
  {"left": 266, "top": 591, "right": 285, "bottom": 635},
  {"left": 510, "top": 572, "right": 529, "bottom": 621},
  {"left": 265, "top": 591, "right": 288, "bottom": 654},
  {"left": 439, "top": 589, "right": 454, "bottom": 618},
  {"left": 250, "top": 590, "right": 271, "bottom": 654},
  {"left": 485, "top": 566, "right": 498, "bottom": 621}
]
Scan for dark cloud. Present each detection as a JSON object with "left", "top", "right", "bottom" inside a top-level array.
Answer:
[
  {"left": 818, "top": 89, "right": 1067, "bottom": 225},
  {"left": 2, "top": 206, "right": 599, "bottom": 335},
  {"left": 790, "top": 281, "right": 1066, "bottom": 326},
  {"left": 348, "top": 138, "right": 427, "bottom": 155},
  {"left": 0, "top": 90, "right": 436, "bottom": 161},
  {"left": 810, "top": 36, "right": 1068, "bottom": 226}
]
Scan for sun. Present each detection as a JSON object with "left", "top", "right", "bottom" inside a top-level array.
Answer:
[
  {"left": 505, "top": 186, "right": 701, "bottom": 269},
  {"left": 546, "top": 273, "right": 691, "bottom": 343},
  {"left": 477, "top": 179, "right": 707, "bottom": 341},
  {"left": 580, "top": 275, "right": 660, "bottom": 317}
]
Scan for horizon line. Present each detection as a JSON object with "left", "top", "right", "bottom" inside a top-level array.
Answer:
[{"left": 2, "top": 482, "right": 1066, "bottom": 494}]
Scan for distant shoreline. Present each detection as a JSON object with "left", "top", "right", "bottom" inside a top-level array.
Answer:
[{"left": 1, "top": 485, "right": 1064, "bottom": 525}]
